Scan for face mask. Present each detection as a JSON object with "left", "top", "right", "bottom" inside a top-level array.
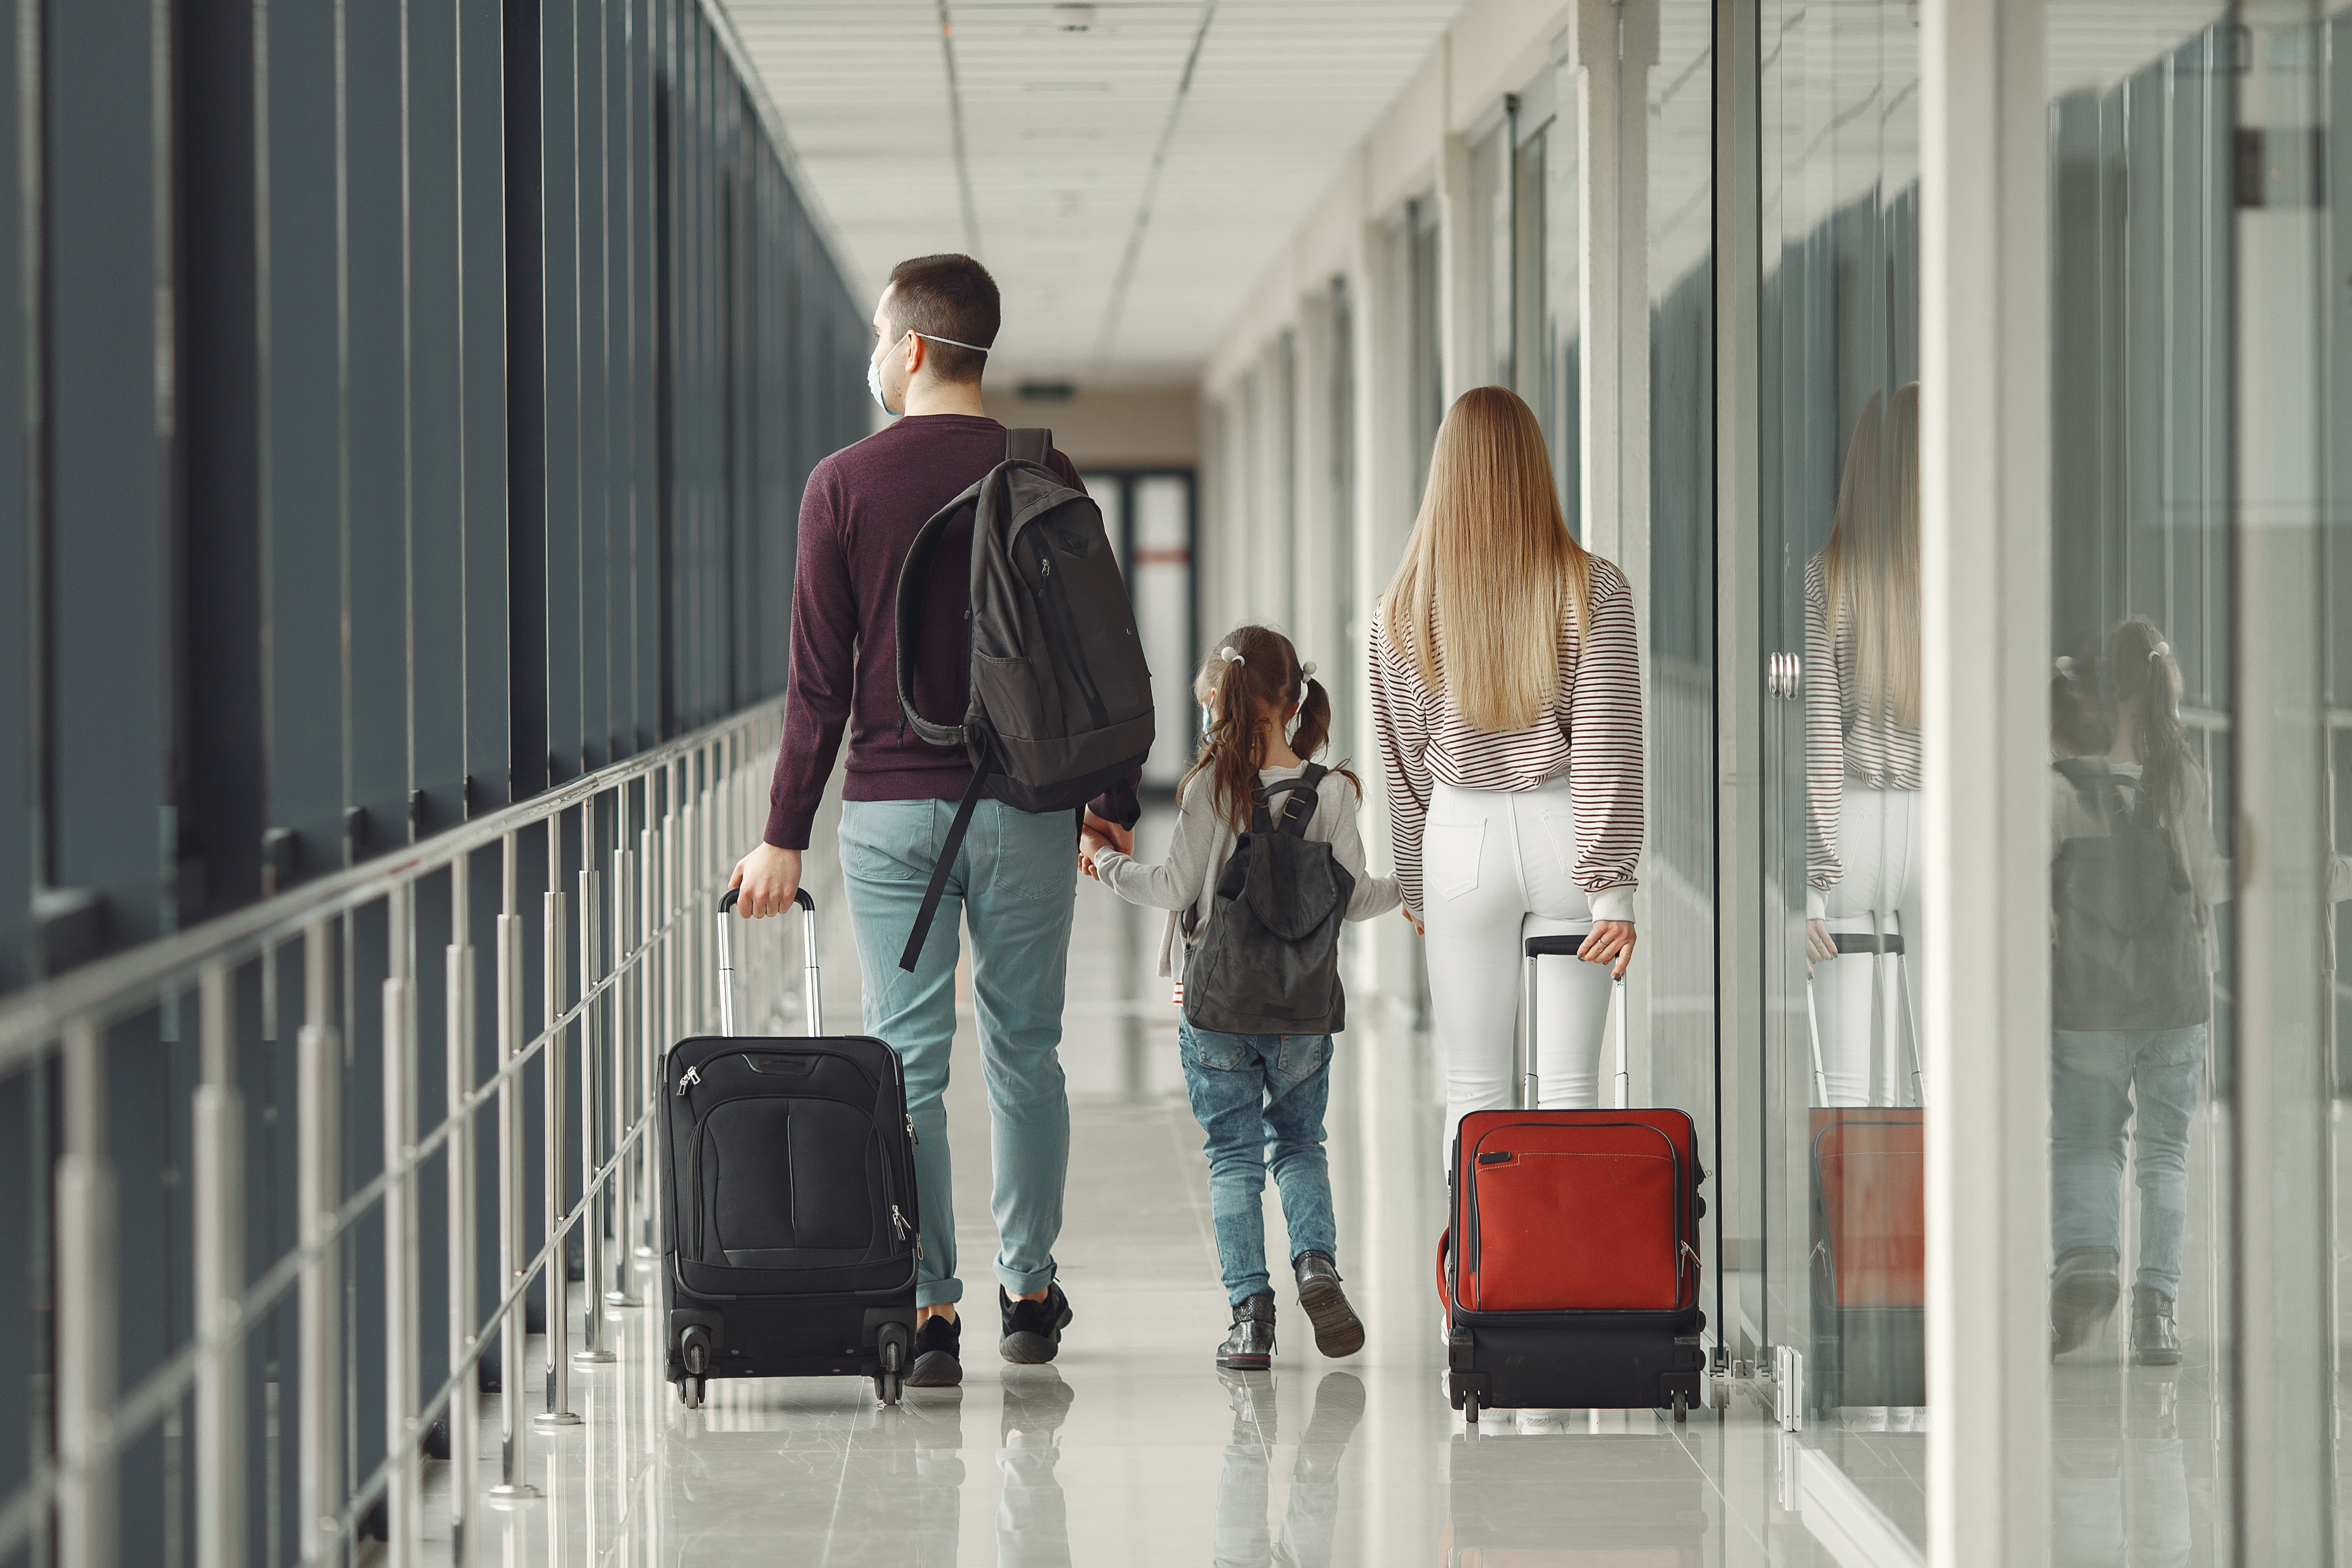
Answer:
[
  {"left": 1200, "top": 703, "right": 1215, "bottom": 733},
  {"left": 867, "top": 331, "right": 910, "bottom": 417}
]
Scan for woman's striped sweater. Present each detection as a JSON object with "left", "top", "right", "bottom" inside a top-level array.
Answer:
[{"left": 1369, "top": 555, "right": 1645, "bottom": 919}]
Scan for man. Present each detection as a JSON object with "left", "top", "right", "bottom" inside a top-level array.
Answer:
[{"left": 731, "top": 254, "right": 1137, "bottom": 1389}]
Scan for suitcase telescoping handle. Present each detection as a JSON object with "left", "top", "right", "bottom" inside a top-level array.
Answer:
[
  {"left": 1805, "top": 911, "right": 1925, "bottom": 1108},
  {"left": 1521, "top": 932, "right": 1629, "bottom": 1110},
  {"left": 715, "top": 886, "right": 820, "bottom": 1039}
]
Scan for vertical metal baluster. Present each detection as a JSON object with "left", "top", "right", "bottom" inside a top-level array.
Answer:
[
  {"left": 194, "top": 964, "right": 246, "bottom": 1568},
  {"left": 635, "top": 808, "right": 658, "bottom": 1264},
  {"left": 56, "top": 1017, "right": 115, "bottom": 1568},
  {"left": 574, "top": 846, "right": 613, "bottom": 1363},
  {"left": 381, "top": 885, "right": 421, "bottom": 1562},
  {"left": 683, "top": 795, "right": 701, "bottom": 1035},
  {"left": 446, "top": 856, "right": 478, "bottom": 1566},
  {"left": 488, "top": 835, "right": 540, "bottom": 1502},
  {"left": 606, "top": 839, "right": 642, "bottom": 1309},
  {"left": 537, "top": 834, "right": 580, "bottom": 1427},
  {"left": 297, "top": 921, "right": 342, "bottom": 1561}
]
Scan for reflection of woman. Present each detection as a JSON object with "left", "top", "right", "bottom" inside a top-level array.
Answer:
[
  {"left": 1370, "top": 386, "right": 1644, "bottom": 1156},
  {"left": 2046, "top": 621, "right": 2228, "bottom": 1364},
  {"left": 1804, "top": 385, "right": 1923, "bottom": 1106}
]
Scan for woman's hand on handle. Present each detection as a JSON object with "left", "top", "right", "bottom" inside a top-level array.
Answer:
[
  {"left": 730, "top": 843, "right": 803, "bottom": 919},
  {"left": 1401, "top": 905, "right": 1424, "bottom": 936},
  {"left": 1579, "top": 919, "right": 1636, "bottom": 979}
]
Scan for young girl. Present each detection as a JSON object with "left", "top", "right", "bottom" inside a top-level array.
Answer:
[{"left": 1081, "top": 625, "right": 1402, "bottom": 1371}]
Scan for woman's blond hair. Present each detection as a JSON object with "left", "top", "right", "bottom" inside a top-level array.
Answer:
[
  {"left": 1823, "top": 382, "right": 1921, "bottom": 730},
  {"left": 1379, "top": 386, "right": 1591, "bottom": 733}
]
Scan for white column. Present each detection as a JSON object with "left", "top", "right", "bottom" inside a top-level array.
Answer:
[
  {"left": 1568, "top": 0, "right": 1659, "bottom": 1090},
  {"left": 1920, "top": 2, "right": 2051, "bottom": 1564},
  {"left": 2230, "top": 1, "right": 2335, "bottom": 1555}
]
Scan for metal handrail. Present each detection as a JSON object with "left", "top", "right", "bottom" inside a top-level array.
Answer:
[
  {"left": 0, "top": 697, "right": 786, "bottom": 1069},
  {"left": 1, "top": 695, "right": 793, "bottom": 1568}
]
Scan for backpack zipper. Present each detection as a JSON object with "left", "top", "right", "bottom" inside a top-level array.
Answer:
[{"left": 1026, "top": 527, "right": 1110, "bottom": 730}]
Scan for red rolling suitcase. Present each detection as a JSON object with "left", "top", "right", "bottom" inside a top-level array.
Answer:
[
  {"left": 1806, "top": 920, "right": 1926, "bottom": 1409},
  {"left": 1436, "top": 934, "right": 1707, "bottom": 1428}
]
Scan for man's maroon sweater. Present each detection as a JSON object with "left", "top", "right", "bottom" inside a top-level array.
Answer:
[{"left": 764, "top": 413, "right": 1138, "bottom": 851}]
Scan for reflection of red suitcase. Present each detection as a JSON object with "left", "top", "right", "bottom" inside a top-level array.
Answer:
[
  {"left": 1808, "top": 923, "right": 1925, "bottom": 1408},
  {"left": 1437, "top": 935, "right": 1707, "bottom": 1429}
]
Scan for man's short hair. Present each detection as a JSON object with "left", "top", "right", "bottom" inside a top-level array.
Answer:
[{"left": 884, "top": 254, "right": 1000, "bottom": 385}]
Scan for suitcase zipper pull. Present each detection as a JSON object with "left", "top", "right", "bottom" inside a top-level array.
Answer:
[
  {"left": 1680, "top": 1241, "right": 1701, "bottom": 1275},
  {"left": 675, "top": 1065, "right": 700, "bottom": 1096},
  {"left": 891, "top": 1205, "right": 910, "bottom": 1240},
  {"left": 906, "top": 1114, "right": 919, "bottom": 1146}
]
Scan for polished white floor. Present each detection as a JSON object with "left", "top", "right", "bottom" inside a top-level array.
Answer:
[{"left": 405, "top": 802, "right": 2234, "bottom": 1566}]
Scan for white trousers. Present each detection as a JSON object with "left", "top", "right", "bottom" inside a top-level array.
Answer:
[
  {"left": 1812, "top": 784, "right": 1926, "bottom": 1108},
  {"left": 1421, "top": 776, "right": 1617, "bottom": 1160}
]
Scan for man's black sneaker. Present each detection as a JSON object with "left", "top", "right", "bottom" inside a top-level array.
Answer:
[
  {"left": 907, "top": 1313, "right": 964, "bottom": 1388},
  {"left": 1293, "top": 1250, "right": 1366, "bottom": 1359},
  {"left": 1000, "top": 1283, "right": 1074, "bottom": 1364}
]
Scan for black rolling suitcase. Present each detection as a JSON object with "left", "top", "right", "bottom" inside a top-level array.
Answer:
[
  {"left": 660, "top": 887, "right": 920, "bottom": 1408},
  {"left": 1438, "top": 935, "right": 1708, "bottom": 1429}
]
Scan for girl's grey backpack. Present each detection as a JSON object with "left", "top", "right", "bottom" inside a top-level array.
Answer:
[
  {"left": 2050, "top": 759, "right": 2207, "bottom": 1031},
  {"left": 1184, "top": 766, "right": 1356, "bottom": 1036}
]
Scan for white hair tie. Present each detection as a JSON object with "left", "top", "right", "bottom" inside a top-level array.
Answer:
[
  {"left": 1218, "top": 645, "right": 1245, "bottom": 667},
  {"left": 2149, "top": 641, "right": 2171, "bottom": 662},
  {"left": 1299, "top": 661, "right": 1317, "bottom": 678}
]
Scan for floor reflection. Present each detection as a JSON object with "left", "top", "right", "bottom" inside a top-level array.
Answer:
[
  {"left": 1214, "top": 1372, "right": 1362, "bottom": 1568},
  {"left": 421, "top": 801, "right": 1904, "bottom": 1566}
]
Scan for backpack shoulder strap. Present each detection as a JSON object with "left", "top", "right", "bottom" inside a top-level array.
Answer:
[
  {"left": 1006, "top": 427, "right": 1052, "bottom": 466},
  {"left": 1256, "top": 765, "right": 1326, "bottom": 838},
  {"left": 893, "top": 479, "right": 987, "bottom": 750}
]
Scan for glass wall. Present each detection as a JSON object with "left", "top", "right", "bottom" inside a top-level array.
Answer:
[
  {"left": 1514, "top": 107, "right": 1581, "bottom": 535},
  {"left": 2042, "top": 6, "right": 2241, "bottom": 1558},
  {"left": 1646, "top": 0, "right": 1720, "bottom": 1339},
  {"left": 1468, "top": 123, "right": 1514, "bottom": 388},
  {"left": 1750, "top": 0, "right": 1926, "bottom": 1542}
]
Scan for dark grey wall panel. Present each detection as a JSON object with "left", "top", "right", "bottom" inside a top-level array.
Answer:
[
  {"left": 180, "top": 0, "right": 265, "bottom": 922},
  {"left": 540, "top": 0, "right": 583, "bottom": 786},
  {"left": 46, "top": 0, "right": 168, "bottom": 953},
  {"left": 347, "top": 1, "right": 412, "bottom": 862},
  {"left": 7, "top": 0, "right": 864, "bottom": 991},
  {"left": 460, "top": 0, "right": 511, "bottom": 812},
  {"left": 410, "top": 0, "right": 469, "bottom": 838},
  {"left": 262, "top": 1, "right": 347, "bottom": 888}
]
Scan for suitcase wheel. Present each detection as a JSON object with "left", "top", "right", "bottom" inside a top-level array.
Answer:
[
  {"left": 1461, "top": 1390, "right": 1480, "bottom": 1430},
  {"left": 1672, "top": 1390, "right": 1689, "bottom": 1423},
  {"left": 678, "top": 1375, "right": 703, "bottom": 1411},
  {"left": 875, "top": 1323, "right": 911, "bottom": 1407}
]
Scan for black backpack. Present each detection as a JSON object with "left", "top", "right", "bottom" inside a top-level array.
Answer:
[
  {"left": 893, "top": 429, "right": 1156, "bottom": 970},
  {"left": 1182, "top": 766, "right": 1356, "bottom": 1037},
  {"left": 2051, "top": 759, "right": 2208, "bottom": 1031}
]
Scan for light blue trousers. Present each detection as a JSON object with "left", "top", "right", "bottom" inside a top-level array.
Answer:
[{"left": 840, "top": 797, "right": 1078, "bottom": 1308}]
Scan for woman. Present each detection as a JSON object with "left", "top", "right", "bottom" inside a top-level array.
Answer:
[
  {"left": 1370, "top": 385, "right": 1643, "bottom": 1159},
  {"left": 1804, "top": 383, "right": 1925, "bottom": 1107}
]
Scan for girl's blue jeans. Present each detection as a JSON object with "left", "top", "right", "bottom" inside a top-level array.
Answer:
[{"left": 1176, "top": 1018, "right": 1339, "bottom": 1304}]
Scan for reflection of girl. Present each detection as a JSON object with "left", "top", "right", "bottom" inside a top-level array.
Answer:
[
  {"left": 2046, "top": 621, "right": 2228, "bottom": 1364},
  {"left": 1804, "top": 385, "right": 1923, "bottom": 1106}
]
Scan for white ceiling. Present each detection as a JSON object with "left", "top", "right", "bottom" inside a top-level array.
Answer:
[{"left": 722, "top": 1, "right": 1466, "bottom": 386}]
